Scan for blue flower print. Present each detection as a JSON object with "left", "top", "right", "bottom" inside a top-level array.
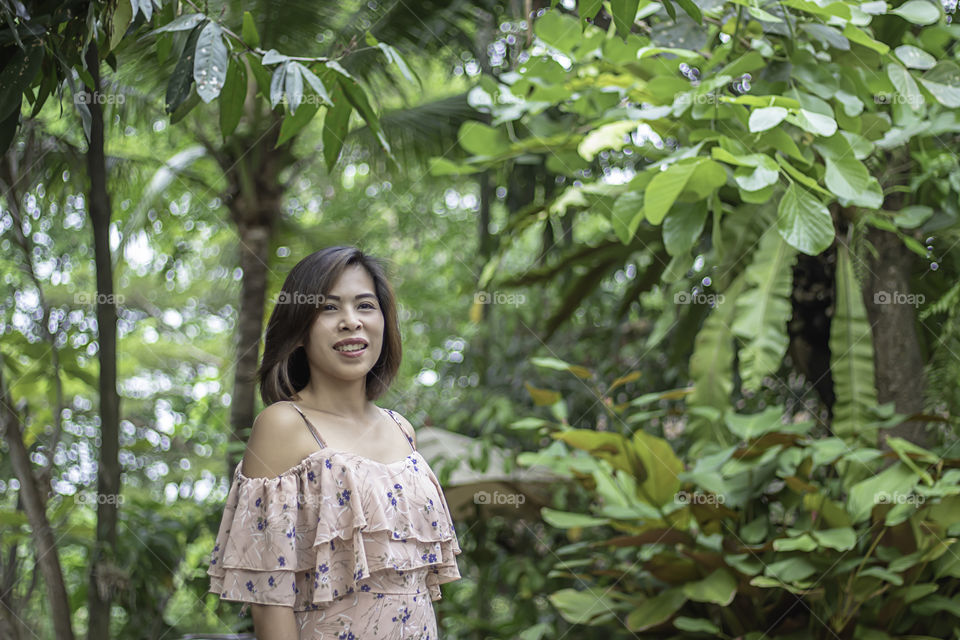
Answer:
[
  {"left": 255, "top": 497, "right": 262, "bottom": 507},
  {"left": 337, "top": 489, "right": 351, "bottom": 506},
  {"left": 386, "top": 490, "right": 397, "bottom": 507},
  {"left": 337, "top": 631, "right": 355, "bottom": 640},
  {"left": 394, "top": 482, "right": 402, "bottom": 490},
  {"left": 286, "top": 526, "right": 296, "bottom": 538},
  {"left": 268, "top": 576, "right": 275, "bottom": 587},
  {"left": 360, "top": 584, "right": 371, "bottom": 592},
  {"left": 318, "top": 563, "right": 329, "bottom": 573},
  {"left": 307, "top": 470, "right": 315, "bottom": 482},
  {"left": 245, "top": 580, "right": 255, "bottom": 593},
  {"left": 278, "top": 556, "right": 286, "bottom": 567},
  {"left": 325, "top": 458, "right": 332, "bottom": 469}
]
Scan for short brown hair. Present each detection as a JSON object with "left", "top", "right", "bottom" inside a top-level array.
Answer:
[{"left": 257, "top": 246, "right": 402, "bottom": 406}]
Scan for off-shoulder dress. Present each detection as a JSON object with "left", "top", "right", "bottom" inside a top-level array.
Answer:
[{"left": 207, "top": 402, "right": 463, "bottom": 639}]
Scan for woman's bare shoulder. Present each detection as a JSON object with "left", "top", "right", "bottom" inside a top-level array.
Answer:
[
  {"left": 242, "top": 402, "right": 308, "bottom": 478},
  {"left": 387, "top": 409, "right": 417, "bottom": 447}
]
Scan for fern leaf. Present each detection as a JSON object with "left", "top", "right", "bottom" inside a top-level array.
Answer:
[
  {"left": 830, "top": 243, "right": 878, "bottom": 444},
  {"left": 731, "top": 230, "right": 797, "bottom": 391}
]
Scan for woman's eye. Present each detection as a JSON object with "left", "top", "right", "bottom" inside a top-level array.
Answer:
[
  {"left": 361, "top": 302, "right": 376, "bottom": 310},
  {"left": 323, "top": 304, "right": 336, "bottom": 311}
]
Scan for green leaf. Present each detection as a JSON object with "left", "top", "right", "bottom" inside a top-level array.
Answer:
[
  {"left": 284, "top": 59, "right": 304, "bottom": 114},
  {"left": 535, "top": 9, "right": 582, "bottom": 53},
  {"left": 811, "top": 527, "right": 857, "bottom": 551},
  {"left": 580, "top": 0, "right": 603, "bottom": 28},
  {"left": 847, "top": 462, "right": 917, "bottom": 522},
  {"left": 632, "top": 429, "right": 684, "bottom": 506},
  {"left": 777, "top": 183, "right": 835, "bottom": 255},
  {"left": 663, "top": 201, "right": 707, "bottom": 256},
  {"left": 269, "top": 60, "right": 287, "bottom": 109},
  {"left": 919, "top": 61, "right": 960, "bottom": 108},
  {"left": 336, "top": 73, "right": 392, "bottom": 159},
  {"left": 459, "top": 121, "right": 510, "bottom": 156},
  {"left": 731, "top": 231, "right": 796, "bottom": 391},
  {"left": 194, "top": 21, "right": 227, "bottom": 103},
  {"left": 165, "top": 21, "right": 206, "bottom": 114},
  {"left": 842, "top": 24, "right": 889, "bottom": 54},
  {"left": 830, "top": 244, "right": 879, "bottom": 444},
  {"left": 773, "top": 533, "right": 818, "bottom": 551},
  {"left": 276, "top": 99, "right": 319, "bottom": 147},
  {"left": 145, "top": 12, "right": 205, "bottom": 37},
  {"left": 724, "top": 405, "right": 787, "bottom": 440},
  {"left": 813, "top": 133, "right": 884, "bottom": 207},
  {"left": 610, "top": 0, "right": 641, "bottom": 38},
  {"left": 886, "top": 63, "right": 924, "bottom": 111},
  {"left": 764, "top": 557, "right": 817, "bottom": 582},
  {"left": 749, "top": 106, "right": 788, "bottom": 132},
  {"left": 288, "top": 63, "right": 329, "bottom": 108},
  {"left": 322, "top": 79, "right": 351, "bottom": 172},
  {"left": 675, "top": 0, "right": 702, "bottom": 21},
  {"left": 683, "top": 569, "right": 737, "bottom": 605},
  {"left": 578, "top": 120, "right": 637, "bottom": 161},
  {"left": 241, "top": 11, "right": 260, "bottom": 48},
  {"left": 890, "top": 0, "right": 940, "bottom": 24},
  {"left": 626, "top": 588, "right": 686, "bottom": 632},
  {"left": 611, "top": 190, "right": 645, "bottom": 245},
  {"left": 0, "top": 39, "right": 43, "bottom": 120},
  {"left": 219, "top": 57, "right": 246, "bottom": 138},
  {"left": 550, "top": 588, "right": 619, "bottom": 625},
  {"left": 674, "top": 617, "right": 721, "bottom": 634},
  {"left": 375, "top": 42, "right": 419, "bottom": 86},
  {"left": 645, "top": 160, "right": 700, "bottom": 225},
  {"left": 428, "top": 157, "right": 482, "bottom": 176},
  {"left": 893, "top": 205, "right": 933, "bottom": 229},
  {"left": 894, "top": 45, "right": 936, "bottom": 70},
  {"left": 786, "top": 108, "right": 838, "bottom": 136},
  {"left": 109, "top": 0, "right": 132, "bottom": 52},
  {"left": 540, "top": 507, "right": 610, "bottom": 528}
]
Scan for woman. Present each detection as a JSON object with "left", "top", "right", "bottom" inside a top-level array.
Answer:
[{"left": 208, "top": 246, "right": 462, "bottom": 639}]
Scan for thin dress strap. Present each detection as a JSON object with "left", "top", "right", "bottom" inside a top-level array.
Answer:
[
  {"left": 383, "top": 408, "right": 416, "bottom": 453},
  {"left": 288, "top": 401, "right": 326, "bottom": 448}
]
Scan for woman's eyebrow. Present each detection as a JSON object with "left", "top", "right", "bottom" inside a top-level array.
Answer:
[{"left": 324, "top": 293, "right": 377, "bottom": 300}]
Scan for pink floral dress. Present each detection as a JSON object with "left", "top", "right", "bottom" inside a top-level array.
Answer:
[{"left": 207, "top": 403, "right": 463, "bottom": 639}]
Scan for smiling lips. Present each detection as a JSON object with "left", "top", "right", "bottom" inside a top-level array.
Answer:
[{"left": 333, "top": 338, "right": 368, "bottom": 357}]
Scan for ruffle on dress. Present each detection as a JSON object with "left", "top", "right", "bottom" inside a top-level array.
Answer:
[{"left": 207, "top": 450, "right": 462, "bottom": 610}]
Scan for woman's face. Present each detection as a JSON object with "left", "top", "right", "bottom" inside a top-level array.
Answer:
[{"left": 302, "top": 264, "right": 385, "bottom": 383}]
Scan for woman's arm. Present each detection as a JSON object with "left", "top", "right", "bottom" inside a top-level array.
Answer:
[{"left": 250, "top": 603, "right": 298, "bottom": 639}]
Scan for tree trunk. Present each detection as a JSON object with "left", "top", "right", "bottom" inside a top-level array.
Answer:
[
  {"left": 221, "top": 117, "right": 291, "bottom": 469},
  {"left": 0, "top": 371, "right": 75, "bottom": 640},
  {"left": 861, "top": 212, "right": 929, "bottom": 448},
  {"left": 84, "top": 42, "right": 121, "bottom": 640}
]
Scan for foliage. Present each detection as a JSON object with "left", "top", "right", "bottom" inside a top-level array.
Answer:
[{"left": 519, "top": 362, "right": 960, "bottom": 637}]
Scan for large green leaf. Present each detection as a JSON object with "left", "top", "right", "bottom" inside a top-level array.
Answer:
[
  {"left": 645, "top": 159, "right": 702, "bottom": 225},
  {"left": 812, "top": 133, "right": 883, "bottom": 208},
  {"left": 731, "top": 230, "right": 796, "bottom": 390},
  {"left": 194, "top": 21, "right": 227, "bottom": 103},
  {"left": 776, "top": 182, "right": 835, "bottom": 255},
  {"left": 219, "top": 57, "right": 246, "bottom": 139},
  {"left": 682, "top": 568, "right": 738, "bottom": 605},
  {"left": 889, "top": 0, "right": 941, "bottom": 24},
  {"left": 919, "top": 61, "right": 960, "bottom": 108},
  {"left": 626, "top": 588, "right": 686, "bottom": 631},
  {"left": 631, "top": 429, "right": 684, "bottom": 506},
  {"left": 847, "top": 462, "right": 918, "bottom": 522},
  {"left": 830, "top": 244, "right": 878, "bottom": 443}
]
